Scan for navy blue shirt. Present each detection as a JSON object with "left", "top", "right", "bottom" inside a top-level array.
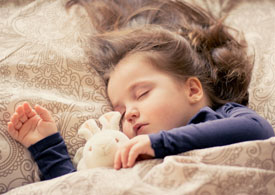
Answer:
[
  {"left": 149, "top": 102, "right": 274, "bottom": 158},
  {"left": 28, "top": 102, "right": 274, "bottom": 180},
  {"left": 28, "top": 133, "right": 76, "bottom": 180}
]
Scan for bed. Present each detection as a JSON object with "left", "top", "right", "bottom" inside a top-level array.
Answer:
[{"left": 1, "top": 0, "right": 275, "bottom": 194}]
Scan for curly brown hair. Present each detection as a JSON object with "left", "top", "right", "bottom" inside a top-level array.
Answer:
[{"left": 67, "top": 0, "right": 253, "bottom": 109}]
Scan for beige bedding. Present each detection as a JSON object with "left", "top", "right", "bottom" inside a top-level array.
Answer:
[{"left": 1, "top": 0, "right": 275, "bottom": 194}]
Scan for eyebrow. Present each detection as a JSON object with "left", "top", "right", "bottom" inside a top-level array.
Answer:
[{"left": 128, "top": 81, "right": 149, "bottom": 92}]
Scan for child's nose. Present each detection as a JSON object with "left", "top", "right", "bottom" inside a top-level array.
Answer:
[{"left": 125, "top": 108, "right": 139, "bottom": 123}]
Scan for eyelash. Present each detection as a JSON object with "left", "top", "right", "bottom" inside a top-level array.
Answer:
[{"left": 137, "top": 91, "right": 149, "bottom": 100}]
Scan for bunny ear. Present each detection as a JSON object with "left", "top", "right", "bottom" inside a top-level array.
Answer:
[
  {"left": 99, "top": 111, "right": 121, "bottom": 131},
  {"left": 78, "top": 119, "right": 100, "bottom": 140}
]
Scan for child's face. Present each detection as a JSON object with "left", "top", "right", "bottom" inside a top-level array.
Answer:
[{"left": 107, "top": 53, "right": 195, "bottom": 138}]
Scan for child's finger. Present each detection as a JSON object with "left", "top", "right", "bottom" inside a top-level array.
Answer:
[
  {"left": 34, "top": 105, "right": 53, "bottom": 122},
  {"left": 114, "top": 150, "right": 122, "bottom": 170},
  {"left": 120, "top": 145, "right": 130, "bottom": 168},
  {"left": 127, "top": 144, "right": 141, "bottom": 167},
  {"left": 10, "top": 113, "right": 19, "bottom": 124},
  {"left": 7, "top": 122, "right": 19, "bottom": 140},
  {"left": 16, "top": 106, "right": 28, "bottom": 123},
  {"left": 15, "top": 105, "right": 23, "bottom": 115},
  {"left": 11, "top": 113, "right": 22, "bottom": 130},
  {"left": 23, "top": 102, "right": 36, "bottom": 118}
]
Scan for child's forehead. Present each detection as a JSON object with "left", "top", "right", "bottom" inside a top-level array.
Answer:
[
  {"left": 110, "top": 52, "right": 156, "bottom": 77},
  {"left": 109, "top": 50, "right": 185, "bottom": 86},
  {"left": 110, "top": 53, "right": 154, "bottom": 78},
  {"left": 118, "top": 51, "right": 154, "bottom": 64}
]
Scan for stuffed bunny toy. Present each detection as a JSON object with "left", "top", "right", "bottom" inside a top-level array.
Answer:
[{"left": 73, "top": 111, "right": 129, "bottom": 170}]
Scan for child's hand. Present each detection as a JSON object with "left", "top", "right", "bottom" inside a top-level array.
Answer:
[
  {"left": 7, "top": 102, "right": 58, "bottom": 148},
  {"left": 114, "top": 135, "right": 155, "bottom": 170}
]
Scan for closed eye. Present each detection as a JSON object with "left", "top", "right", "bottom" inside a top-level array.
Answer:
[{"left": 137, "top": 91, "right": 149, "bottom": 100}]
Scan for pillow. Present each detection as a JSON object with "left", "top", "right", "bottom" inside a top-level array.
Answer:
[
  {"left": 0, "top": 0, "right": 110, "bottom": 193},
  {"left": 224, "top": 0, "right": 275, "bottom": 129}
]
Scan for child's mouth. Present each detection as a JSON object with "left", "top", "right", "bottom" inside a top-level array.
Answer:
[{"left": 134, "top": 123, "right": 148, "bottom": 135}]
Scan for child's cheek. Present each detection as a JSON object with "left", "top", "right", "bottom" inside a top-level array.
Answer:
[
  {"left": 122, "top": 123, "right": 135, "bottom": 138},
  {"left": 145, "top": 98, "right": 167, "bottom": 117},
  {"left": 148, "top": 101, "right": 175, "bottom": 124}
]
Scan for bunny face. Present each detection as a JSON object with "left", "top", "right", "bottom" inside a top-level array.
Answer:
[
  {"left": 85, "top": 134, "right": 118, "bottom": 156},
  {"left": 75, "top": 112, "right": 130, "bottom": 170},
  {"left": 82, "top": 130, "right": 129, "bottom": 169},
  {"left": 82, "top": 132, "right": 119, "bottom": 168}
]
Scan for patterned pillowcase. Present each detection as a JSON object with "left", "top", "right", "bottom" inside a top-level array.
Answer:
[{"left": 0, "top": 1, "right": 110, "bottom": 193}]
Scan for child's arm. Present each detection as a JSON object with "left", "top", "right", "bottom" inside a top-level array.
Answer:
[
  {"left": 149, "top": 102, "right": 274, "bottom": 158},
  {"left": 28, "top": 132, "right": 76, "bottom": 180}
]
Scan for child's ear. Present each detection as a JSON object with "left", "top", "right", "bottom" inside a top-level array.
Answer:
[{"left": 185, "top": 77, "right": 204, "bottom": 104}]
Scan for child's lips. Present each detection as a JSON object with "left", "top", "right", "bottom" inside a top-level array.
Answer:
[{"left": 133, "top": 123, "right": 148, "bottom": 135}]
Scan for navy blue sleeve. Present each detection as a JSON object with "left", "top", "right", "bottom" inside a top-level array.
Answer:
[
  {"left": 149, "top": 103, "right": 274, "bottom": 158},
  {"left": 28, "top": 132, "right": 76, "bottom": 180}
]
